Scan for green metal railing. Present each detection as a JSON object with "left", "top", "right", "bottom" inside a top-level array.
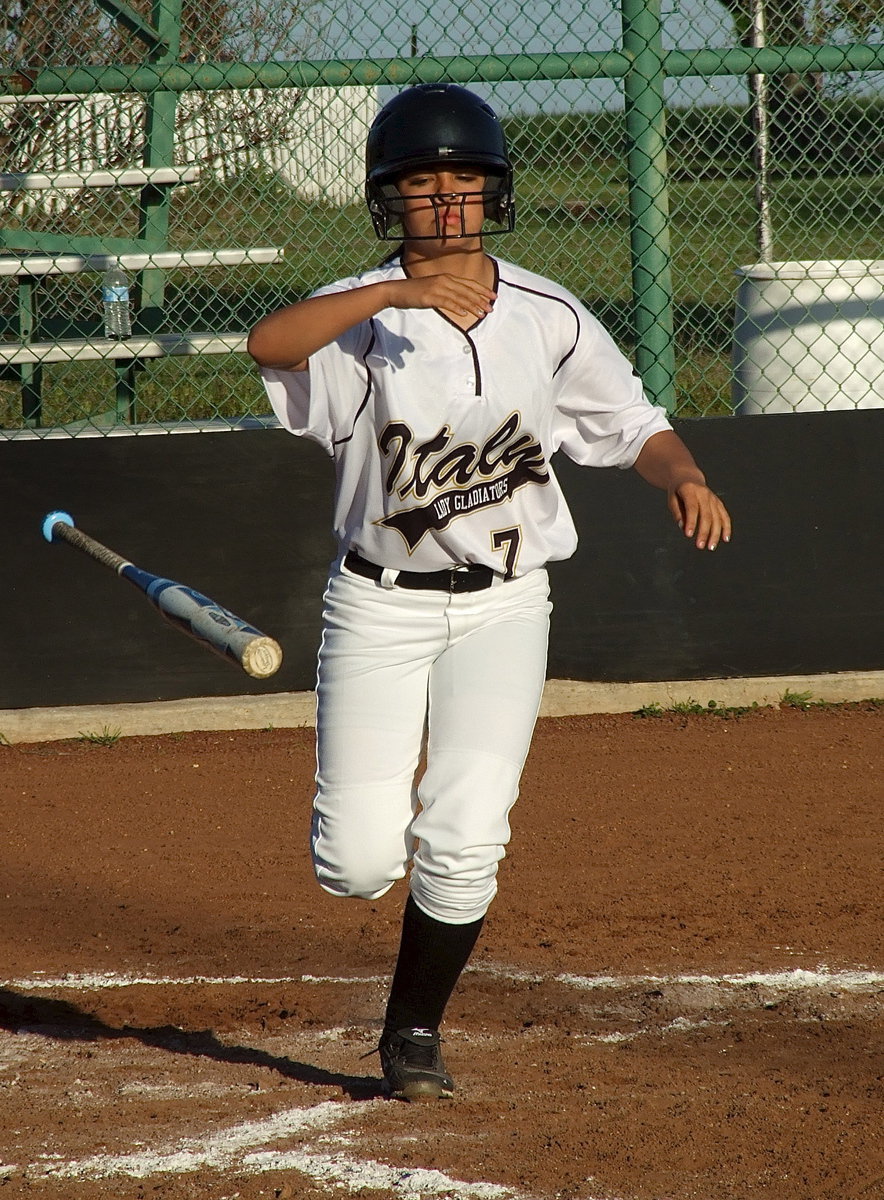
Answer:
[
  {"left": 1, "top": 0, "right": 883, "bottom": 434},
  {"left": 5, "top": 42, "right": 884, "bottom": 92}
]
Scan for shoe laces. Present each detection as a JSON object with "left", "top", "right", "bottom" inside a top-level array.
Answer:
[
  {"left": 365, "top": 1027, "right": 443, "bottom": 1068},
  {"left": 394, "top": 1029, "right": 440, "bottom": 1068}
]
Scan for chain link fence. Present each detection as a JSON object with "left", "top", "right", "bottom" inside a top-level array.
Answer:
[{"left": 1, "top": 0, "right": 882, "bottom": 435}]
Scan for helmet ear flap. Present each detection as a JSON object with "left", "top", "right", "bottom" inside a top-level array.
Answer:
[
  {"left": 365, "top": 181, "right": 390, "bottom": 238},
  {"left": 482, "top": 171, "right": 516, "bottom": 229},
  {"left": 366, "top": 179, "right": 407, "bottom": 238},
  {"left": 482, "top": 178, "right": 499, "bottom": 222}
]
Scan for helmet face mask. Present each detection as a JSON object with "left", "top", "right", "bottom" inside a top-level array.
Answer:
[
  {"left": 368, "top": 170, "right": 513, "bottom": 241},
  {"left": 365, "top": 85, "right": 515, "bottom": 241}
]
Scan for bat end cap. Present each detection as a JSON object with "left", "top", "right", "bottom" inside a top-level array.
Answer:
[
  {"left": 242, "top": 637, "right": 284, "bottom": 679},
  {"left": 42, "top": 510, "right": 75, "bottom": 542}
]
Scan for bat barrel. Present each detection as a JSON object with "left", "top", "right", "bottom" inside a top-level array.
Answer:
[{"left": 123, "top": 565, "right": 283, "bottom": 679}]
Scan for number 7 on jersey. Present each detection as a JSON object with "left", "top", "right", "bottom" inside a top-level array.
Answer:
[{"left": 491, "top": 527, "right": 522, "bottom": 579}]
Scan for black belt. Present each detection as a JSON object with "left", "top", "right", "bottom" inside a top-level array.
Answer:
[{"left": 344, "top": 549, "right": 496, "bottom": 594}]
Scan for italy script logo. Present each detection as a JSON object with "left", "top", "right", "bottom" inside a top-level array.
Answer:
[{"left": 375, "top": 412, "right": 549, "bottom": 551}]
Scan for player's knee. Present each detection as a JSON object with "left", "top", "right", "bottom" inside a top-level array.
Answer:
[
  {"left": 313, "top": 849, "right": 400, "bottom": 900},
  {"left": 311, "top": 810, "right": 410, "bottom": 900},
  {"left": 315, "top": 870, "right": 395, "bottom": 901}
]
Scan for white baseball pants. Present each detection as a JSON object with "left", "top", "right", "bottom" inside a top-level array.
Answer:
[{"left": 311, "top": 561, "right": 552, "bottom": 924}]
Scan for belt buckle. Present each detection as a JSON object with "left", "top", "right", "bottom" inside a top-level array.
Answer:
[
  {"left": 449, "top": 566, "right": 489, "bottom": 594},
  {"left": 449, "top": 567, "right": 466, "bottom": 594}
]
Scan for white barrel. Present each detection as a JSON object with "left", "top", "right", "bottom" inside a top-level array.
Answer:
[{"left": 732, "top": 260, "right": 884, "bottom": 414}]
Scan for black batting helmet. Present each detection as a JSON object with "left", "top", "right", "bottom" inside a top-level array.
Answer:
[{"left": 364, "top": 84, "right": 515, "bottom": 240}]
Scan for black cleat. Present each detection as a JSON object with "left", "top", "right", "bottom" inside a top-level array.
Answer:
[{"left": 378, "top": 1027, "right": 454, "bottom": 1101}]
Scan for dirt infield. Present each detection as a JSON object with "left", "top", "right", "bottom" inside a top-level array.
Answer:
[{"left": 1, "top": 703, "right": 882, "bottom": 1199}]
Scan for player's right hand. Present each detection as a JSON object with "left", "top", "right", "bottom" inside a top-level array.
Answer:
[{"left": 384, "top": 274, "right": 497, "bottom": 320}]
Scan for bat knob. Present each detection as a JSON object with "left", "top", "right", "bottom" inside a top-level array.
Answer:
[{"left": 42, "top": 510, "right": 75, "bottom": 543}]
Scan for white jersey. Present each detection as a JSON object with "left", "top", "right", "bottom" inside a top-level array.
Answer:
[{"left": 261, "top": 255, "right": 672, "bottom": 577}]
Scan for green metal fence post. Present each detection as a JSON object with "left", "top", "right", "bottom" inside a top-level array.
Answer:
[
  {"left": 17, "top": 275, "right": 42, "bottom": 426},
  {"left": 136, "top": 0, "right": 182, "bottom": 335},
  {"left": 621, "top": 0, "right": 677, "bottom": 412}
]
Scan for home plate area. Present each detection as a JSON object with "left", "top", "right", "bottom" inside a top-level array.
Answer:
[
  {"left": 2, "top": 964, "right": 883, "bottom": 1199},
  {"left": 1, "top": 707, "right": 882, "bottom": 1198}
]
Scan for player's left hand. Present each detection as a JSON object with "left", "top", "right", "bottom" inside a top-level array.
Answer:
[{"left": 668, "top": 481, "right": 731, "bottom": 551}]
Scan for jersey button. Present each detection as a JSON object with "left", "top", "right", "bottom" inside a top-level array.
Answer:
[{"left": 462, "top": 345, "right": 471, "bottom": 355}]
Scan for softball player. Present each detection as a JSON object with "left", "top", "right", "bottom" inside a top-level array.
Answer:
[{"left": 248, "top": 84, "right": 731, "bottom": 1101}]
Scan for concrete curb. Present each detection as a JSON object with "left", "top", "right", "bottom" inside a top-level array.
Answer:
[{"left": 2, "top": 671, "right": 883, "bottom": 744}]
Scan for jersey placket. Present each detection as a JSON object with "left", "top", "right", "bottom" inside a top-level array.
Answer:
[
  {"left": 457, "top": 334, "right": 481, "bottom": 397},
  {"left": 434, "top": 308, "right": 484, "bottom": 401}
]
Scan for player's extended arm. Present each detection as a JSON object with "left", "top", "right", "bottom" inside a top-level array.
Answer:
[
  {"left": 633, "top": 429, "right": 732, "bottom": 551},
  {"left": 248, "top": 284, "right": 393, "bottom": 370},
  {"left": 247, "top": 275, "right": 496, "bottom": 370}
]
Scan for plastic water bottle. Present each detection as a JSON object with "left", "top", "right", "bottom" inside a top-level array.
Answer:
[{"left": 102, "top": 260, "right": 132, "bottom": 339}]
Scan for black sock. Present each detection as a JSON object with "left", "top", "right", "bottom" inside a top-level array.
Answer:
[{"left": 383, "top": 893, "right": 485, "bottom": 1034}]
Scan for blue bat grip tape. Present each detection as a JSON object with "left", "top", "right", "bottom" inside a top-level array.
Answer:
[{"left": 42, "top": 510, "right": 75, "bottom": 542}]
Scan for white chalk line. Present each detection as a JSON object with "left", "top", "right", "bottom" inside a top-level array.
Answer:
[
  {"left": 4, "top": 965, "right": 883, "bottom": 993},
  {"left": 3, "top": 965, "right": 880, "bottom": 1200},
  {"left": 9, "top": 1100, "right": 518, "bottom": 1198},
  {"left": 556, "top": 967, "right": 884, "bottom": 992},
  {"left": 1, "top": 971, "right": 387, "bottom": 990},
  {"left": 586, "top": 1014, "right": 728, "bottom": 1045}
]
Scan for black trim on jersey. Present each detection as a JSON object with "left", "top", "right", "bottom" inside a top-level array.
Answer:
[
  {"left": 470, "top": 336, "right": 482, "bottom": 395},
  {"left": 430, "top": 316, "right": 482, "bottom": 395},
  {"left": 401, "top": 256, "right": 501, "bottom": 397},
  {"left": 332, "top": 322, "right": 377, "bottom": 447},
  {"left": 498, "top": 276, "right": 581, "bottom": 378}
]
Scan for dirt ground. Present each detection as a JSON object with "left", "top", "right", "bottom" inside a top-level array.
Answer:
[{"left": 1, "top": 702, "right": 882, "bottom": 1200}]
